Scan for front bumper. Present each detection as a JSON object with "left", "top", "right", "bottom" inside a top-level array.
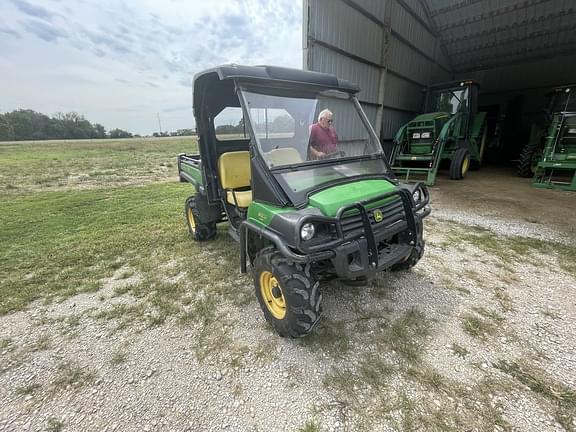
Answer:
[
  {"left": 330, "top": 215, "right": 423, "bottom": 280},
  {"left": 240, "top": 185, "right": 430, "bottom": 278}
]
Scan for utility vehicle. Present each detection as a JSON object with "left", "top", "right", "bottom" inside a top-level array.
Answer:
[
  {"left": 389, "top": 80, "right": 487, "bottom": 186},
  {"left": 518, "top": 85, "right": 576, "bottom": 191},
  {"left": 178, "top": 65, "right": 431, "bottom": 337}
]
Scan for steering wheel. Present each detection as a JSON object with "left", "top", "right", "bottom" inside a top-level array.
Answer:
[{"left": 322, "top": 150, "right": 346, "bottom": 159}]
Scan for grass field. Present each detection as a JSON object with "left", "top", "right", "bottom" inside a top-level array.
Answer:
[
  {"left": 0, "top": 137, "right": 192, "bottom": 192},
  {"left": 0, "top": 137, "right": 250, "bottom": 320}
]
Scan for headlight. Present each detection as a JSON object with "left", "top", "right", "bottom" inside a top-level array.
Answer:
[
  {"left": 300, "top": 223, "right": 315, "bottom": 241},
  {"left": 412, "top": 189, "right": 421, "bottom": 203},
  {"left": 412, "top": 132, "right": 421, "bottom": 139},
  {"left": 421, "top": 132, "right": 431, "bottom": 139}
]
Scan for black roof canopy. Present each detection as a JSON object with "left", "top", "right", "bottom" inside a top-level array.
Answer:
[{"left": 193, "top": 64, "right": 360, "bottom": 118}]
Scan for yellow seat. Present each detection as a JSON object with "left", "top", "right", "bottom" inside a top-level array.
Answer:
[
  {"left": 265, "top": 148, "right": 303, "bottom": 166},
  {"left": 218, "top": 151, "right": 253, "bottom": 208},
  {"left": 226, "top": 190, "right": 252, "bottom": 208}
]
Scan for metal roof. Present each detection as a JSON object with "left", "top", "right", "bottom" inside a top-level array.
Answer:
[{"left": 425, "top": 0, "right": 576, "bottom": 73}]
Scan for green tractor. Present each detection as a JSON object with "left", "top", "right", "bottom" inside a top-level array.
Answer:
[
  {"left": 178, "top": 64, "right": 431, "bottom": 337},
  {"left": 389, "top": 80, "right": 487, "bottom": 186},
  {"left": 518, "top": 85, "right": 576, "bottom": 191}
]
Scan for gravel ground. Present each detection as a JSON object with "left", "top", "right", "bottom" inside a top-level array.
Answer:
[{"left": 1, "top": 204, "right": 575, "bottom": 431}]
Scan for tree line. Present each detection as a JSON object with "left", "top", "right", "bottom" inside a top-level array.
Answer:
[
  {"left": 0, "top": 109, "right": 133, "bottom": 141},
  {"left": 215, "top": 114, "right": 294, "bottom": 135}
]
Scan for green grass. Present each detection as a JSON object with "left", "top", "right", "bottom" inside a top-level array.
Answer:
[
  {"left": 30, "top": 334, "right": 51, "bottom": 351},
  {"left": 298, "top": 317, "right": 350, "bottom": 357},
  {"left": 0, "top": 338, "right": 12, "bottom": 350},
  {"left": 373, "top": 308, "right": 429, "bottom": 363},
  {"left": 46, "top": 418, "right": 64, "bottom": 432},
  {"left": 451, "top": 342, "right": 469, "bottom": 359},
  {"left": 495, "top": 360, "right": 576, "bottom": 406},
  {"left": 298, "top": 420, "right": 320, "bottom": 432},
  {"left": 51, "top": 361, "right": 95, "bottom": 391},
  {"left": 0, "top": 180, "right": 250, "bottom": 317},
  {"left": 444, "top": 222, "right": 576, "bottom": 277},
  {"left": 0, "top": 137, "right": 196, "bottom": 192},
  {"left": 15, "top": 382, "right": 41, "bottom": 396},
  {"left": 0, "top": 182, "right": 189, "bottom": 314},
  {"left": 461, "top": 313, "right": 497, "bottom": 339},
  {"left": 495, "top": 360, "right": 576, "bottom": 429},
  {"left": 110, "top": 349, "right": 129, "bottom": 366}
]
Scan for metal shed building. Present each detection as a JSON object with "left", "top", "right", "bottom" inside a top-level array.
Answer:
[{"left": 303, "top": 0, "right": 576, "bottom": 161}]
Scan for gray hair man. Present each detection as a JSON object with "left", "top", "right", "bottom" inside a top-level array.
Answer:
[{"left": 308, "top": 109, "right": 338, "bottom": 159}]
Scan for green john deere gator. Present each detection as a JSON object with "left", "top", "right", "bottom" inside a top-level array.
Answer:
[
  {"left": 389, "top": 80, "right": 487, "bottom": 186},
  {"left": 177, "top": 64, "right": 431, "bottom": 337},
  {"left": 518, "top": 85, "right": 576, "bottom": 191}
]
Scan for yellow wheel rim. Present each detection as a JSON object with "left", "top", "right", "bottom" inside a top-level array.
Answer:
[
  {"left": 260, "top": 271, "right": 286, "bottom": 319},
  {"left": 461, "top": 157, "right": 470, "bottom": 176},
  {"left": 187, "top": 207, "right": 196, "bottom": 233}
]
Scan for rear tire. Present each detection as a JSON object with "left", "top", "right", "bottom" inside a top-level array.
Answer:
[
  {"left": 253, "top": 248, "right": 321, "bottom": 338},
  {"left": 449, "top": 148, "right": 470, "bottom": 180},
  {"left": 517, "top": 140, "right": 542, "bottom": 178},
  {"left": 391, "top": 240, "right": 425, "bottom": 271},
  {"left": 185, "top": 195, "right": 217, "bottom": 241}
]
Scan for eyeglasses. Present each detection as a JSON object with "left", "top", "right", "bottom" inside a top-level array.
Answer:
[{"left": 327, "top": 119, "right": 333, "bottom": 124}]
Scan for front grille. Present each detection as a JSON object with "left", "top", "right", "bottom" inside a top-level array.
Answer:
[{"left": 339, "top": 197, "right": 405, "bottom": 239}]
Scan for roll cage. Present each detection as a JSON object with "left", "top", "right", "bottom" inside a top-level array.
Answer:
[{"left": 192, "top": 64, "right": 393, "bottom": 208}]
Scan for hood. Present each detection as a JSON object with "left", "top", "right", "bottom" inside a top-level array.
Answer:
[
  {"left": 307, "top": 179, "right": 397, "bottom": 217},
  {"left": 410, "top": 111, "right": 451, "bottom": 123}
]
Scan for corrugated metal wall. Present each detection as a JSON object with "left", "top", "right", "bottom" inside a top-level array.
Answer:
[
  {"left": 303, "top": 0, "right": 452, "bottom": 146},
  {"left": 304, "top": 0, "right": 576, "bottom": 163}
]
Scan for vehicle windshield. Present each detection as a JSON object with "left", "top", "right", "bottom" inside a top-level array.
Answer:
[
  {"left": 240, "top": 87, "right": 389, "bottom": 203},
  {"left": 426, "top": 86, "right": 469, "bottom": 115}
]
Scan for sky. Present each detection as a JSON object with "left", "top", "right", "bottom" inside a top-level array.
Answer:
[{"left": 0, "top": 0, "right": 303, "bottom": 135}]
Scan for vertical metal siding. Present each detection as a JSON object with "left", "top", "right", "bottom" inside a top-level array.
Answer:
[
  {"left": 308, "top": 0, "right": 384, "bottom": 64},
  {"left": 383, "top": 74, "right": 423, "bottom": 112},
  {"left": 387, "top": 36, "right": 433, "bottom": 85},
  {"left": 308, "top": 44, "right": 381, "bottom": 104},
  {"left": 381, "top": 109, "right": 415, "bottom": 139},
  {"left": 305, "top": 0, "right": 454, "bottom": 141}
]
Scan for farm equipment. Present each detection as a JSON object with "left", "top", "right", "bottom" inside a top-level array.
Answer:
[
  {"left": 389, "top": 80, "right": 487, "bottom": 186},
  {"left": 178, "top": 64, "right": 431, "bottom": 337},
  {"left": 517, "top": 85, "right": 576, "bottom": 191}
]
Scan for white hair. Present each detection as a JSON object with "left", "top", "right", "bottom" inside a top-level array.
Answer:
[{"left": 318, "top": 109, "right": 333, "bottom": 122}]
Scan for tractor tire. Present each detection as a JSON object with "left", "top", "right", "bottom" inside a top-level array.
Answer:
[
  {"left": 449, "top": 148, "right": 471, "bottom": 180},
  {"left": 253, "top": 247, "right": 321, "bottom": 338},
  {"left": 470, "top": 128, "right": 487, "bottom": 170},
  {"left": 517, "top": 140, "right": 542, "bottom": 178},
  {"left": 184, "top": 195, "right": 217, "bottom": 241},
  {"left": 391, "top": 239, "right": 425, "bottom": 271}
]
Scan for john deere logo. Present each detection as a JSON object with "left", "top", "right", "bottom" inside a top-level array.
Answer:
[{"left": 373, "top": 209, "right": 383, "bottom": 223}]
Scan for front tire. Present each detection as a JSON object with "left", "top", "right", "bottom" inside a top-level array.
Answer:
[
  {"left": 449, "top": 148, "right": 470, "bottom": 180},
  {"left": 185, "top": 195, "right": 216, "bottom": 241},
  {"left": 391, "top": 240, "right": 425, "bottom": 271},
  {"left": 253, "top": 248, "right": 321, "bottom": 338}
]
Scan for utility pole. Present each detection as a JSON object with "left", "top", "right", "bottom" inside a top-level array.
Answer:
[{"left": 157, "top": 112, "right": 163, "bottom": 134}]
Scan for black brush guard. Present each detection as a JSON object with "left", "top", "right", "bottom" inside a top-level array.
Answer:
[{"left": 331, "top": 189, "right": 417, "bottom": 278}]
